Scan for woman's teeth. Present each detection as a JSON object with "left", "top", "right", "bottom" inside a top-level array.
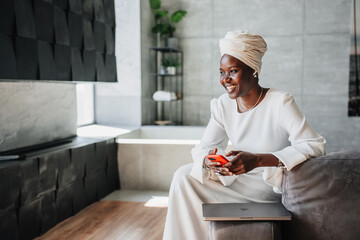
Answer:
[{"left": 226, "top": 85, "right": 236, "bottom": 91}]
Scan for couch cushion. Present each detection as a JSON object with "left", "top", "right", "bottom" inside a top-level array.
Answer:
[
  {"left": 281, "top": 150, "right": 360, "bottom": 240},
  {"left": 210, "top": 221, "right": 281, "bottom": 240}
]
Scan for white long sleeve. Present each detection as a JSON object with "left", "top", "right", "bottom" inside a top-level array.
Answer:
[{"left": 189, "top": 89, "right": 326, "bottom": 191}]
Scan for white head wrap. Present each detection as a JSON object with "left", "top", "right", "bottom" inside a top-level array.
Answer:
[{"left": 219, "top": 30, "right": 267, "bottom": 74}]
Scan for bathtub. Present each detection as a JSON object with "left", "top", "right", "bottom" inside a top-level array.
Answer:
[{"left": 116, "top": 126, "right": 205, "bottom": 191}]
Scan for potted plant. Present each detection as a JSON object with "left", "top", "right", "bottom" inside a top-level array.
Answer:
[
  {"left": 149, "top": 0, "right": 187, "bottom": 48},
  {"left": 161, "top": 57, "right": 180, "bottom": 75}
]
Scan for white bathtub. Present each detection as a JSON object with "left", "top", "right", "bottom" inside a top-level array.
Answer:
[{"left": 116, "top": 126, "right": 205, "bottom": 191}]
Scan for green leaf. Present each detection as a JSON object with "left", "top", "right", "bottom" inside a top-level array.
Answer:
[
  {"left": 149, "top": 0, "right": 161, "bottom": 10},
  {"left": 155, "top": 10, "right": 168, "bottom": 19},
  {"left": 170, "top": 10, "right": 187, "bottom": 23}
]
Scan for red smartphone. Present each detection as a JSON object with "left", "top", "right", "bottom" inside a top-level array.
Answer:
[{"left": 206, "top": 154, "right": 229, "bottom": 165}]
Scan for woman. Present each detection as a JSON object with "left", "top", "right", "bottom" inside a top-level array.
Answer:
[{"left": 162, "top": 30, "right": 326, "bottom": 240}]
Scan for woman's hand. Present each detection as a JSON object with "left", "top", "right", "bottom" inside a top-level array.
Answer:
[
  {"left": 223, "top": 151, "right": 259, "bottom": 175},
  {"left": 204, "top": 148, "right": 233, "bottom": 176}
]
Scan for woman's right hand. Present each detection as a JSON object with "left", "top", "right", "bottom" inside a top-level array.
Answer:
[{"left": 204, "top": 148, "right": 233, "bottom": 176}]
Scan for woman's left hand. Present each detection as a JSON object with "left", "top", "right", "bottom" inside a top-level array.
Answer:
[{"left": 223, "top": 151, "right": 259, "bottom": 175}]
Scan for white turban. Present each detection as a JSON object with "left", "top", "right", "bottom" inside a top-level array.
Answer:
[{"left": 219, "top": 30, "right": 267, "bottom": 74}]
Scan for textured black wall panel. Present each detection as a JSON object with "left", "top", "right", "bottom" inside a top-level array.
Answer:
[
  {"left": 34, "top": 0, "right": 54, "bottom": 43},
  {"left": 104, "top": 0, "right": 115, "bottom": 26},
  {"left": 84, "top": 174, "right": 98, "bottom": 205},
  {"left": 0, "top": 0, "right": 15, "bottom": 35},
  {"left": 55, "top": 44, "right": 71, "bottom": 80},
  {"left": 105, "top": 25, "right": 115, "bottom": 55},
  {"left": 94, "top": 21, "right": 105, "bottom": 53},
  {"left": 56, "top": 182, "right": 74, "bottom": 223},
  {"left": 14, "top": 0, "right": 36, "bottom": 39},
  {"left": 40, "top": 191, "right": 57, "bottom": 234},
  {"left": 38, "top": 153, "right": 58, "bottom": 195},
  {"left": 54, "top": 6, "right": 70, "bottom": 46},
  {"left": 82, "top": 0, "right": 94, "bottom": 19},
  {"left": 70, "top": 145, "right": 89, "bottom": 179},
  {"left": 105, "top": 54, "right": 117, "bottom": 82},
  {"left": 53, "top": 0, "right": 68, "bottom": 10},
  {"left": 96, "top": 141, "right": 107, "bottom": 170},
  {"left": 73, "top": 179, "right": 86, "bottom": 214},
  {"left": 15, "top": 37, "right": 39, "bottom": 79},
  {"left": 38, "top": 41, "right": 56, "bottom": 80},
  {"left": 85, "top": 143, "right": 97, "bottom": 176},
  {"left": 97, "top": 169, "right": 110, "bottom": 199},
  {"left": 96, "top": 52, "right": 106, "bottom": 81},
  {"left": 107, "top": 164, "right": 120, "bottom": 191},
  {"left": 68, "top": 12, "right": 83, "bottom": 48},
  {"left": 0, "top": 161, "right": 20, "bottom": 213},
  {"left": 69, "top": 0, "right": 82, "bottom": 14},
  {"left": 83, "top": 50, "right": 96, "bottom": 81},
  {"left": 94, "top": 0, "right": 105, "bottom": 23},
  {"left": 57, "top": 149, "right": 75, "bottom": 187},
  {"left": 0, "top": 34, "right": 17, "bottom": 79},
  {"left": 20, "top": 157, "right": 40, "bottom": 205},
  {"left": 71, "top": 48, "right": 85, "bottom": 81},
  {"left": 19, "top": 198, "right": 41, "bottom": 240},
  {"left": 83, "top": 19, "right": 95, "bottom": 50},
  {"left": 0, "top": 210, "right": 18, "bottom": 240}
]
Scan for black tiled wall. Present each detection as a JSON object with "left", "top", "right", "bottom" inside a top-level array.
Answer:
[
  {"left": 0, "top": 0, "right": 116, "bottom": 82},
  {"left": 0, "top": 137, "right": 119, "bottom": 240}
]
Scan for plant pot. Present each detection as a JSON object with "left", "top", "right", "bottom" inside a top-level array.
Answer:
[
  {"left": 167, "top": 66, "right": 176, "bottom": 75},
  {"left": 167, "top": 37, "right": 178, "bottom": 49}
]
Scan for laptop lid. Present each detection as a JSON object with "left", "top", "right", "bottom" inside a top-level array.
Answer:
[{"left": 202, "top": 203, "right": 292, "bottom": 221}]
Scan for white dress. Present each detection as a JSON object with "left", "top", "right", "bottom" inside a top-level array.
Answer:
[{"left": 162, "top": 89, "right": 326, "bottom": 240}]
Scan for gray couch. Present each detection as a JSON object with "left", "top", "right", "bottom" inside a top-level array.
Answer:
[{"left": 209, "top": 150, "right": 360, "bottom": 240}]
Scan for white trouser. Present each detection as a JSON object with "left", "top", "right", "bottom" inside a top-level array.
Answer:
[{"left": 162, "top": 163, "right": 280, "bottom": 240}]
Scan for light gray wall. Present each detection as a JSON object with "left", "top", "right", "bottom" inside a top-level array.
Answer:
[
  {"left": 0, "top": 82, "right": 77, "bottom": 152},
  {"left": 140, "top": 0, "right": 359, "bottom": 152},
  {"left": 95, "top": 0, "right": 142, "bottom": 127}
]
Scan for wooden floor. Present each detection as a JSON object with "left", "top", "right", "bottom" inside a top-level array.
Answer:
[{"left": 36, "top": 201, "right": 168, "bottom": 240}]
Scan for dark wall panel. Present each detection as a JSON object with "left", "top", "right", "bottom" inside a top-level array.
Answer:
[
  {"left": 83, "top": 19, "right": 95, "bottom": 50},
  {"left": 83, "top": 50, "right": 96, "bottom": 81},
  {"left": 0, "top": 35, "right": 17, "bottom": 79},
  {"left": 0, "top": 0, "right": 15, "bottom": 35},
  {"left": 40, "top": 191, "right": 57, "bottom": 234},
  {"left": 83, "top": 0, "right": 94, "bottom": 19},
  {"left": 54, "top": 6, "right": 70, "bottom": 46},
  {"left": 19, "top": 198, "right": 41, "bottom": 240},
  {"left": 20, "top": 157, "right": 40, "bottom": 205},
  {"left": 34, "top": 0, "right": 54, "bottom": 43},
  {"left": 38, "top": 41, "right": 56, "bottom": 80},
  {"left": 106, "top": 54, "right": 117, "bottom": 82},
  {"left": 69, "top": 12, "right": 83, "bottom": 48},
  {"left": 69, "top": 0, "right": 82, "bottom": 14},
  {"left": 0, "top": 210, "right": 18, "bottom": 240},
  {"left": 94, "top": 21, "right": 105, "bottom": 52},
  {"left": 55, "top": 44, "right": 71, "bottom": 80},
  {"left": 94, "top": 0, "right": 105, "bottom": 23},
  {"left": 14, "top": 0, "right": 36, "bottom": 39},
  {"left": 0, "top": 162, "right": 20, "bottom": 213},
  {"left": 105, "top": 26, "right": 115, "bottom": 55},
  {"left": 0, "top": 0, "right": 116, "bottom": 82},
  {"left": 15, "top": 37, "right": 39, "bottom": 79},
  {"left": 96, "top": 52, "right": 106, "bottom": 81}
]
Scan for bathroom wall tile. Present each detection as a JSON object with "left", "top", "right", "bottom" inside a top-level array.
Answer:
[
  {"left": 305, "top": 0, "right": 352, "bottom": 34},
  {"left": 303, "top": 34, "right": 350, "bottom": 96},
  {"left": 213, "top": 0, "right": 304, "bottom": 38},
  {"left": 117, "top": 144, "right": 143, "bottom": 190},
  {"left": 261, "top": 36, "right": 303, "bottom": 96},
  {"left": 180, "top": 38, "right": 213, "bottom": 96}
]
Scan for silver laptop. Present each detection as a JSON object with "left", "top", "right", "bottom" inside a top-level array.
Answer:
[{"left": 202, "top": 203, "right": 292, "bottom": 221}]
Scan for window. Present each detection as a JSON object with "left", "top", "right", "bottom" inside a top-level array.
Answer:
[{"left": 76, "top": 83, "right": 95, "bottom": 126}]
